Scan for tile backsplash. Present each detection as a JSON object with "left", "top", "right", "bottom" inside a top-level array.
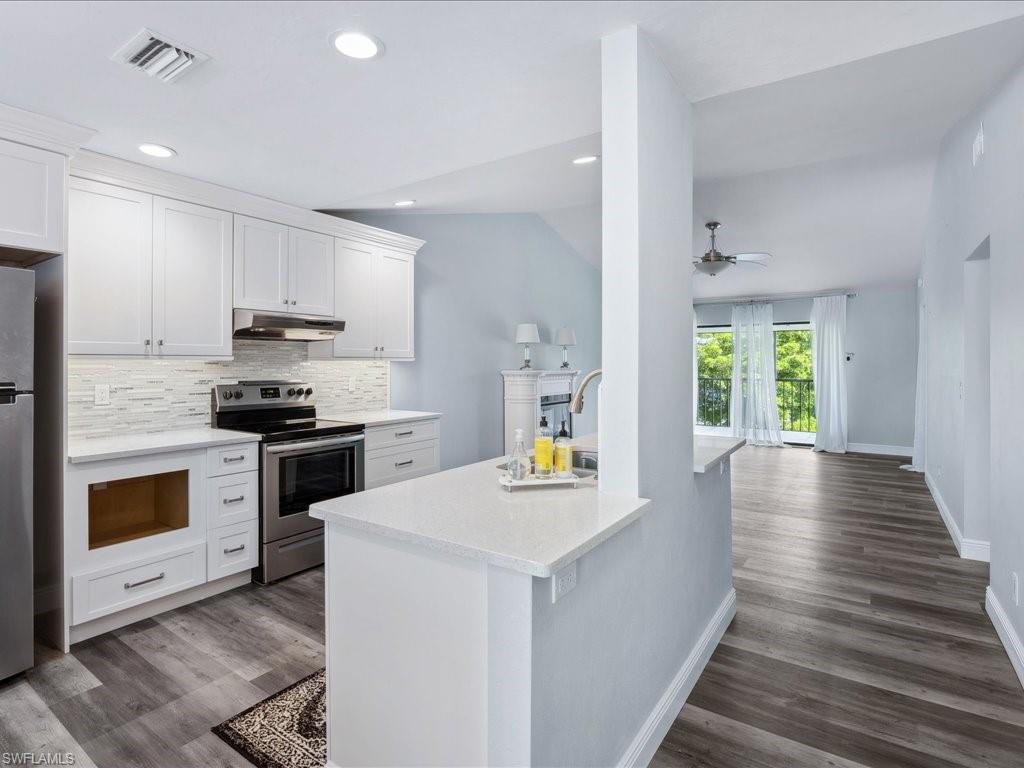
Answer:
[{"left": 68, "top": 341, "right": 389, "bottom": 440}]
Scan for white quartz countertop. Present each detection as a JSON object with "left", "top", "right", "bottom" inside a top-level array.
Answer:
[
  {"left": 567, "top": 432, "right": 745, "bottom": 473},
  {"left": 310, "top": 457, "right": 650, "bottom": 577},
  {"left": 693, "top": 435, "right": 746, "bottom": 473},
  {"left": 319, "top": 409, "right": 441, "bottom": 427},
  {"left": 68, "top": 428, "right": 261, "bottom": 464}
]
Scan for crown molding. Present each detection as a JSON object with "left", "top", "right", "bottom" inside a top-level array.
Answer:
[
  {"left": 0, "top": 102, "right": 96, "bottom": 157},
  {"left": 70, "top": 150, "right": 425, "bottom": 255}
]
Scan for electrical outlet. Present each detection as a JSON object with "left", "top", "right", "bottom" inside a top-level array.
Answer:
[
  {"left": 1012, "top": 572, "right": 1020, "bottom": 607},
  {"left": 972, "top": 122, "right": 985, "bottom": 167},
  {"left": 551, "top": 561, "right": 577, "bottom": 603},
  {"left": 348, "top": 376, "right": 356, "bottom": 393},
  {"left": 94, "top": 384, "right": 111, "bottom": 406}
]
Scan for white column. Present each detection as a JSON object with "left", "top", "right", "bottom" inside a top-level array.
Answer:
[{"left": 600, "top": 26, "right": 694, "bottom": 498}]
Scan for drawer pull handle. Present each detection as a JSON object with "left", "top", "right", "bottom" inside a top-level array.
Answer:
[
  {"left": 223, "top": 455, "right": 246, "bottom": 463},
  {"left": 395, "top": 430, "right": 414, "bottom": 437},
  {"left": 395, "top": 459, "right": 414, "bottom": 468},
  {"left": 223, "top": 544, "right": 246, "bottom": 555},
  {"left": 124, "top": 572, "right": 165, "bottom": 590},
  {"left": 223, "top": 495, "right": 245, "bottom": 504}
]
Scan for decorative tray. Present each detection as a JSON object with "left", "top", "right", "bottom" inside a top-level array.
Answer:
[{"left": 498, "top": 473, "right": 580, "bottom": 491}]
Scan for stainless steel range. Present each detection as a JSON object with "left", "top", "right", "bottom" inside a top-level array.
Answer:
[{"left": 212, "top": 381, "right": 364, "bottom": 584}]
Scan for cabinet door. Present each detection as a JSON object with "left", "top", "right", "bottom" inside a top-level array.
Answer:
[
  {"left": 152, "top": 198, "right": 233, "bottom": 357},
  {"left": 233, "top": 215, "right": 289, "bottom": 312},
  {"left": 331, "top": 239, "right": 378, "bottom": 357},
  {"left": 288, "top": 228, "right": 334, "bottom": 316},
  {"left": 375, "top": 247, "right": 414, "bottom": 359},
  {"left": 68, "top": 179, "right": 153, "bottom": 355},
  {"left": 0, "top": 139, "right": 64, "bottom": 253}
]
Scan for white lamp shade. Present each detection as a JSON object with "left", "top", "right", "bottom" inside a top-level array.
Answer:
[
  {"left": 515, "top": 323, "right": 540, "bottom": 344},
  {"left": 554, "top": 327, "right": 576, "bottom": 346}
]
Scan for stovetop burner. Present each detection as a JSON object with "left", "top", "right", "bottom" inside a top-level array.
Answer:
[{"left": 210, "top": 382, "right": 364, "bottom": 441}]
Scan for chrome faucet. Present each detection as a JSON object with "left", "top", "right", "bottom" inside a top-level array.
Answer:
[{"left": 569, "top": 369, "right": 602, "bottom": 414}]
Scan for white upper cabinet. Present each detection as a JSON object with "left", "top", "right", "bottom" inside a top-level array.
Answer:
[
  {"left": 68, "top": 179, "right": 153, "bottom": 356},
  {"left": 0, "top": 138, "right": 65, "bottom": 254},
  {"left": 152, "top": 197, "right": 233, "bottom": 357},
  {"left": 289, "top": 228, "right": 334, "bottom": 316},
  {"left": 327, "top": 240, "right": 414, "bottom": 360},
  {"left": 233, "top": 215, "right": 289, "bottom": 312},
  {"left": 233, "top": 216, "right": 334, "bottom": 317},
  {"left": 68, "top": 179, "right": 233, "bottom": 358},
  {"left": 332, "top": 240, "right": 378, "bottom": 357},
  {"left": 375, "top": 248, "right": 414, "bottom": 359}
]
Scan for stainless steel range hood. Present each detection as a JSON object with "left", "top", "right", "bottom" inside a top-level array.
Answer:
[{"left": 233, "top": 309, "right": 345, "bottom": 341}]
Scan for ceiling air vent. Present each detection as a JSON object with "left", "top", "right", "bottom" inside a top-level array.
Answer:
[{"left": 112, "top": 29, "right": 208, "bottom": 83}]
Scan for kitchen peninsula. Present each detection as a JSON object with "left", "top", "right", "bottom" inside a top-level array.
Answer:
[{"left": 310, "top": 434, "right": 744, "bottom": 766}]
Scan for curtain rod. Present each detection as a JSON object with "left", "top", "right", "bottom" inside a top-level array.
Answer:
[{"left": 693, "top": 288, "right": 857, "bottom": 306}]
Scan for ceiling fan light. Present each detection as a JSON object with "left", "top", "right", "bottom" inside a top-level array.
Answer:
[{"left": 694, "top": 260, "right": 730, "bottom": 276}]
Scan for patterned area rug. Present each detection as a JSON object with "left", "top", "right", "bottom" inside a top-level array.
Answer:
[{"left": 213, "top": 668, "right": 326, "bottom": 768}]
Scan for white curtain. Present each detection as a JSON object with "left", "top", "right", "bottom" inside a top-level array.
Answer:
[
  {"left": 811, "top": 295, "right": 848, "bottom": 453},
  {"left": 730, "top": 303, "right": 784, "bottom": 446}
]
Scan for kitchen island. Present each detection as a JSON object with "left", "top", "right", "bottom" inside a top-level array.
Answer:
[{"left": 310, "top": 434, "right": 743, "bottom": 767}]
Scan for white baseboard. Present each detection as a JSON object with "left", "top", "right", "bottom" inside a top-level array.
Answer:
[
  {"left": 68, "top": 571, "right": 251, "bottom": 646},
  {"left": 924, "top": 471, "right": 990, "bottom": 562},
  {"left": 987, "top": 587, "right": 1024, "bottom": 692},
  {"left": 617, "top": 588, "right": 737, "bottom": 768},
  {"left": 848, "top": 442, "right": 914, "bottom": 457}
]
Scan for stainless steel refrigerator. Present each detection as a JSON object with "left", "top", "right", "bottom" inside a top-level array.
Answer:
[{"left": 0, "top": 266, "right": 33, "bottom": 680}]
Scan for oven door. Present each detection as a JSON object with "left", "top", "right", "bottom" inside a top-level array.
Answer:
[{"left": 262, "top": 434, "right": 365, "bottom": 542}]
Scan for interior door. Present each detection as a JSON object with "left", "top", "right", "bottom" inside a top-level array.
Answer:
[
  {"left": 232, "top": 215, "right": 289, "bottom": 312},
  {"left": 67, "top": 178, "right": 153, "bottom": 355},
  {"left": 152, "top": 197, "right": 233, "bottom": 357},
  {"left": 332, "top": 239, "right": 378, "bottom": 357},
  {"left": 288, "top": 228, "right": 334, "bottom": 316},
  {"left": 375, "top": 247, "right": 414, "bottom": 359}
]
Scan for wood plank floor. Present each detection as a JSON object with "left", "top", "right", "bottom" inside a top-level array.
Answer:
[
  {"left": 2, "top": 448, "right": 1021, "bottom": 767},
  {"left": 0, "top": 568, "right": 325, "bottom": 768},
  {"left": 653, "top": 446, "right": 1024, "bottom": 768}
]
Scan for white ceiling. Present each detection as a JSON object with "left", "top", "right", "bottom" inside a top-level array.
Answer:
[
  {"left": 1, "top": 1, "right": 1022, "bottom": 211},
  {"left": 691, "top": 149, "right": 936, "bottom": 300}
]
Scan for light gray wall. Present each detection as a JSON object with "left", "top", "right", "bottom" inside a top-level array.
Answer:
[
  {"left": 695, "top": 285, "right": 918, "bottom": 449},
  {"left": 923, "top": 61, "right": 1024, "bottom": 649},
  {"left": 343, "top": 212, "right": 601, "bottom": 471}
]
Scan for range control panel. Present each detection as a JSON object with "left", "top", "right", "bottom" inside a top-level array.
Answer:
[{"left": 213, "top": 382, "right": 317, "bottom": 411}]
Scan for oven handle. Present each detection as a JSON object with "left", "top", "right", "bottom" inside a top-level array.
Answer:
[{"left": 265, "top": 434, "right": 365, "bottom": 455}]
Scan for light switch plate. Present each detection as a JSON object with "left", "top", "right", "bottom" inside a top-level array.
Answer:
[
  {"left": 552, "top": 561, "right": 577, "bottom": 603},
  {"left": 94, "top": 384, "right": 111, "bottom": 406}
]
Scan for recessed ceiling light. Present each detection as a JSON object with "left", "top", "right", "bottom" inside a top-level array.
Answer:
[
  {"left": 332, "top": 31, "right": 383, "bottom": 59},
  {"left": 138, "top": 143, "right": 176, "bottom": 158},
  {"left": 393, "top": 200, "right": 415, "bottom": 207},
  {"left": 572, "top": 155, "right": 599, "bottom": 165}
]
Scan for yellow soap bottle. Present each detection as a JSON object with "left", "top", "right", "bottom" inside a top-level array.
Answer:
[
  {"left": 533, "top": 416, "right": 553, "bottom": 478},
  {"left": 554, "top": 433, "right": 573, "bottom": 478}
]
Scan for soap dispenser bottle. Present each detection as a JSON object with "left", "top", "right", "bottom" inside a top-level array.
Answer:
[
  {"left": 533, "top": 416, "right": 553, "bottom": 478},
  {"left": 554, "top": 427, "right": 573, "bottom": 479},
  {"left": 507, "top": 428, "right": 531, "bottom": 481}
]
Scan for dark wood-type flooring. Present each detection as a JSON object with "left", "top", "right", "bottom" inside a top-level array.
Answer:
[
  {"left": 0, "top": 568, "right": 325, "bottom": 767},
  {"left": 2, "top": 448, "right": 1022, "bottom": 767},
  {"left": 653, "top": 446, "right": 1024, "bottom": 768}
]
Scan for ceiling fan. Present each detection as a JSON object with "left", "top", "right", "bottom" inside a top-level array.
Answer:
[{"left": 693, "top": 221, "right": 771, "bottom": 276}]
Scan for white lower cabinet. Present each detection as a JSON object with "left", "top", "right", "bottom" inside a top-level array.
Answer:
[
  {"left": 66, "top": 440, "right": 261, "bottom": 635},
  {"left": 71, "top": 542, "right": 206, "bottom": 625},
  {"left": 208, "top": 519, "right": 259, "bottom": 580},
  {"left": 364, "top": 417, "right": 441, "bottom": 490}
]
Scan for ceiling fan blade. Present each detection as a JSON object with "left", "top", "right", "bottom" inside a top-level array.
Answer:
[
  {"left": 733, "top": 259, "right": 767, "bottom": 269},
  {"left": 730, "top": 252, "right": 771, "bottom": 262}
]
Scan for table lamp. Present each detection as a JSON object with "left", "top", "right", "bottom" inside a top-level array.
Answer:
[
  {"left": 515, "top": 323, "right": 540, "bottom": 369},
  {"left": 554, "top": 327, "right": 576, "bottom": 369}
]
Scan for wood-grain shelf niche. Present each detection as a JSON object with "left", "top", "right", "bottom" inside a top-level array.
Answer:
[{"left": 88, "top": 470, "right": 189, "bottom": 549}]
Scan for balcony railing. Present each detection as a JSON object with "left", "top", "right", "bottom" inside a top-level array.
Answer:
[{"left": 696, "top": 377, "right": 816, "bottom": 433}]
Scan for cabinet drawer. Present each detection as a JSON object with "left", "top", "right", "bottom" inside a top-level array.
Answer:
[
  {"left": 365, "top": 419, "right": 439, "bottom": 451},
  {"left": 208, "top": 520, "right": 259, "bottom": 581},
  {"left": 207, "top": 443, "right": 258, "bottom": 477},
  {"left": 207, "top": 471, "right": 258, "bottom": 529},
  {"left": 71, "top": 542, "right": 205, "bottom": 625},
  {"left": 365, "top": 439, "right": 440, "bottom": 489}
]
